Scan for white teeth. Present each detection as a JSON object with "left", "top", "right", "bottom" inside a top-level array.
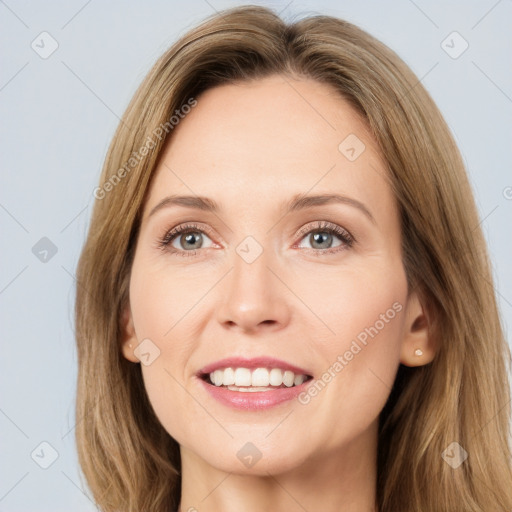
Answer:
[
  {"left": 294, "top": 374, "right": 305, "bottom": 386},
  {"left": 207, "top": 367, "right": 308, "bottom": 389},
  {"left": 269, "top": 368, "right": 283, "bottom": 386},
  {"left": 223, "top": 367, "right": 235, "bottom": 386},
  {"left": 213, "top": 369, "right": 223, "bottom": 387},
  {"left": 234, "top": 367, "right": 252, "bottom": 386},
  {"left": 227, "top": 385, "right": 274, "bottom": 392},
  {"left": 251, "top": 368, "right": 269, "bottom": 387},
  {"left": 283, "top": 370, "right": 294, "bottom": 387}
]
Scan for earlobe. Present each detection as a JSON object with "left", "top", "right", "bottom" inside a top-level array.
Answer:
[
  {"left": 399, "top": 291, "right": 436, "bottom": 367},
  {"left": 120, "top": 304, "right": 140, "bottom": 363}
]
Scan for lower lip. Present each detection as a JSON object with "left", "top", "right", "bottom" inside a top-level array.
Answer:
[{"left": 199, "top": 378, "right": 309, "bottom": 410}]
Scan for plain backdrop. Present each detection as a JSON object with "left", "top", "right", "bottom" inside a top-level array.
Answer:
[{"left": 1, "top": 1, "right": 511, "bottom": 510}]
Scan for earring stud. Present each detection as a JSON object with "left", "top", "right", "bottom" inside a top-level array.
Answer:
[{"left": 414, "top": 348, "right": 423, "bottom": 357}]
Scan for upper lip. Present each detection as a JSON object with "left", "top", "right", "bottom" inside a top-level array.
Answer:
[{"left": 198, "top": 357, "right": 312, "bottom": 377}]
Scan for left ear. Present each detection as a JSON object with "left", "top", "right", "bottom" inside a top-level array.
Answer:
[{"left": 400, "top": 290, "right": 436, "bottom": 367}]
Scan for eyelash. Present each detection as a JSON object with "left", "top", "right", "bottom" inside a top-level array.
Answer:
[{"left": 157, "top": 221, "right": 355, "bottom": 257}]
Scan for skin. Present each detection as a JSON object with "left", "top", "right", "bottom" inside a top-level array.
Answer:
[{"left": 121, "top": 74, "right": 435, "bottom": 512}]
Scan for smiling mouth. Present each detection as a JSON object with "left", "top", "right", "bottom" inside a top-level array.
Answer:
[{"left": 200, "top": 367, "right": 313, "bottom": 392}]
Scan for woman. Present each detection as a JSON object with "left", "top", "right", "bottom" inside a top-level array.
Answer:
[{"left": 74, "top": 5, "right": 512, "bottom": 511}]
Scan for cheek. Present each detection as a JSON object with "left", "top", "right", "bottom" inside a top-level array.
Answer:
[
  {"left": 128, "top": 256, "right": 213, "bottom": 444},
  {"left": 292, "top": 256, "right": 407, "bottom": 355},
  {"left": 324, "top": 260, "right": 406, "bottom": 375},
  {"left": 129, "top": 256, "right": 208, "bottom": 340},
  {"left": 296, "top": 261, "right": 407, "bottom": 442},
  {"left": 328, "top": 274, "right": 405, "bottom": 362}
]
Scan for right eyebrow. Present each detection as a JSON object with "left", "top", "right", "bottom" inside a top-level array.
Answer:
[{"left": 148, "top": 195, "right": 220, "bottom": 218}]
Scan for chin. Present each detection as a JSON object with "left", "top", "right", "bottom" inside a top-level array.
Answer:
[{"left": 183, "top": 433, "right": 313, "bottom": 476}]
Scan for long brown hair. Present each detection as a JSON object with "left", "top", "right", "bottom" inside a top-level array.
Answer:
[{"left": 74, "top": 5, "right": 512, "bottom": 511}]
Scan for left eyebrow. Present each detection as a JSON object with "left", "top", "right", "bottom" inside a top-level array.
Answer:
[
  {"left": 284, "top": 193, "right": 376, "bottom": 224},
  {"left": 147, "top": 192, "right": 376, "bottom": 224}
]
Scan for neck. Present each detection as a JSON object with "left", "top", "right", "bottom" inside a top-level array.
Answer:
[{"left": 178, "top": 420, "right": 379, "bottom": 512}]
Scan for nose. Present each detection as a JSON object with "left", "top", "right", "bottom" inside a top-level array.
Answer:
[{"left": 216, "top": 247, "right": 291, "bottom": 334}]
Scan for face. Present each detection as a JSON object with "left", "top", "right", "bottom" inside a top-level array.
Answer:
[{"left": 121, "top": 74, "right": 431, "bottom": 476}]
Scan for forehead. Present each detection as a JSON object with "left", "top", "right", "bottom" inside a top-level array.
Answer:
[{"left": 143, "top": 75, "right": 392, "bottom": 220}]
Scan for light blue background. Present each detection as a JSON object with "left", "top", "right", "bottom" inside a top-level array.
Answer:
[{"left": 1, "top": 1, "right": 511, "bottom": 510}]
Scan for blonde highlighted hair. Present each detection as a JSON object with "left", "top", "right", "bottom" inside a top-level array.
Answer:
[{"left": 74, "top": 5, "right": 512, "bottom": 511}]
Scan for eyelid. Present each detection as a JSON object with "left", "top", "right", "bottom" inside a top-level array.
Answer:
[
  {"left": 293, "top": 220, "right": 354, "bottom": 243},
  {"left": 157, "top": 220, "right": 355, "bottom": 256},
  {"left": 158, "top": 222, "right": 217, "bottom": 248}
]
